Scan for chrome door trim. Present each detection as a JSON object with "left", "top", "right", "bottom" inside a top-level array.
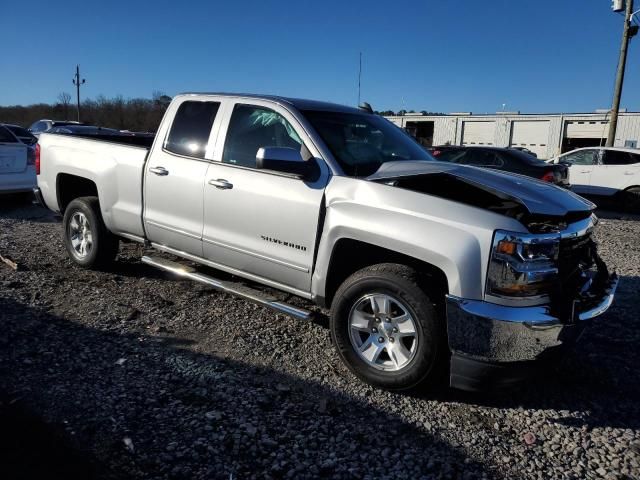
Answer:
[
  {"left": 150, "top": 242, "right": 313, "bottom": 300},
  {"left": 202, "top": 236, "right": 309, "bottom": 273},
  {"left": 146, "top": 220, "right": 201, "bottom": 240}
]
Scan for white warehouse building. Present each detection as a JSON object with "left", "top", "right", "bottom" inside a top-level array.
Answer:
[{"left": 385, "top": 111, "right": 640, "bottom": 160}]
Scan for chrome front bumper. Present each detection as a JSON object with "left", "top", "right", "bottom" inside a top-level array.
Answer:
[{"left": 446, "top": 272, "right": 618, "bottom": 390}]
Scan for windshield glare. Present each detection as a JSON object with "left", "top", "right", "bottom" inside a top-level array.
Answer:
[{"left": 302, "top": 110, "right": 433, "bottom": 176}]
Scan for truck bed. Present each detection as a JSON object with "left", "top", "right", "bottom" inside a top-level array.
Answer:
[
  {"left": 51, "top": 132, "right": 155, "bottom": 149},
  {"left": 37, "top": 132, "right": 151, "bottom": 238}
]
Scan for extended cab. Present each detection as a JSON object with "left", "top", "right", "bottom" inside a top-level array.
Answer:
[{"left": 35, "top": 93, "right": 618, "bottom": 391}]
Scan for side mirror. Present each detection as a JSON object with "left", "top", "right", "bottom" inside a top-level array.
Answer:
[{"left": 256, "top": 147, "right": 311, "bottom": 177}]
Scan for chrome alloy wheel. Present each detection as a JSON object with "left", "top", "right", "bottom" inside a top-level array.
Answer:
[
  {"left": 348, "top": 293, "right": 419, "bottom": 371},
  {"left": 68, "top": 211, "right": 93, "bottom": 259}
]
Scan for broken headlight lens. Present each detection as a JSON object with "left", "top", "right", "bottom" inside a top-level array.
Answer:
[{"left": 487, "top": 230, "right": 560, "bottom": 299}]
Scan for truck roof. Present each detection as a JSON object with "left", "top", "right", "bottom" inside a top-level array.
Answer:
[{"left": 175, "top": 92, "right": 363, "bottom": 114}]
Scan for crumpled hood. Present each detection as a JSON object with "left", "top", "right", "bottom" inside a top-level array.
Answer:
[{"left": 367, "top": 160, "right": 594, "bottom": 218}]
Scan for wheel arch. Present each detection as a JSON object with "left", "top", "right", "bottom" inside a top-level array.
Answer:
[
  {"left": 56, "top": 173, "right": 99, "bottom": 214},
  {"left": 321, "top": 238, "right": 449, "bottom": 309}
]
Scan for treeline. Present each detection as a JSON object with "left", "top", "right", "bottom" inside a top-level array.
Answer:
[{"left": 0, "top": 92, "right": 172, "bottom": 133}]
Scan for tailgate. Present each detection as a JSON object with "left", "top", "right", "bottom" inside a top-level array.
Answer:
[{"left": 0, "top": 143, "right": 27, "bottom": 174}]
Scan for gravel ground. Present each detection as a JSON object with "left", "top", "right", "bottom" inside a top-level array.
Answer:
[{"left": 0, "top": 197, "right": 639, "bottom": 480}]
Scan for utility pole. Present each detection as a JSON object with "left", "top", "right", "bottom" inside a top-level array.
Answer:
[
  {"left": 607, "top": 0, "right": 634, "bottom": 147},
  {"left": 72, "top": 65, "right": 86, "bottom": 123},
  {"left": 357, "top": 52, "right": 362, "bottom": 106}
]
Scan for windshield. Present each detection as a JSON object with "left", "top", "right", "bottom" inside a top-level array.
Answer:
[{"left": 302, "top": 110, "right": 433, "bottom": 176}]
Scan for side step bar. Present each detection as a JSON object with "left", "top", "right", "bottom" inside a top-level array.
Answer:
[{"left": 141, "top": 255, "right": 314, "bottom": 321}]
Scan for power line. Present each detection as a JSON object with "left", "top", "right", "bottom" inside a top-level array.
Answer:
[{"left": 357, "top": 52, "right": 362, "bottom": 107}]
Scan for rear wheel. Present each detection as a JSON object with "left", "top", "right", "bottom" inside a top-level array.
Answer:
[
  {"left": 330, "top": 263, "right": 445, "bottom": 390},
  {"left": 62, "top": 197, "right": 119, "bottom": 269}
]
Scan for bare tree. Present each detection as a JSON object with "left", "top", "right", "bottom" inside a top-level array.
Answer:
[
  {"left": 57, "top": 92, "right": 72, "bottom": 120},
  {"left": 0, "top": 93, "right": 170, "bottom": 131}
]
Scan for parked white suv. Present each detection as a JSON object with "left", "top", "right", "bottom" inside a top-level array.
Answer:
[{"left": 548, "top": 147, "right": 640, "bottom": 211}]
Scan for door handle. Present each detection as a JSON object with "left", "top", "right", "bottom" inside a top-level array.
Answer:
[
  {"left": 624, "top": 171, "right": 635, "bottom": 175},
  {"left": 149, "top": 166, "right": 169, "bottom": 176},
  {"left": 580, "top": 170, "right": 591, "bottom": 173},
  {"left": 208, "top": 178, "right": 233, "bottom": 190}
]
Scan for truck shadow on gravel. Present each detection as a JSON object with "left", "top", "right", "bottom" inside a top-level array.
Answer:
[
  {"left": 435, "top": 274, "right": 640, "bottom": 431},
  {"left": 0, "top": 195, "right": 59, "bottom": 223},
  {"left": 0, "top": 296, "right": 494, "bottom": 480}
]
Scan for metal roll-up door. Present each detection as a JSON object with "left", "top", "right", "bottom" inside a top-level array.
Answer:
[
  {"left": 461, "top": 121, "right": 495, "bottom": 146},
  {"left": 565, "top": 120, "right": 609, "bottom": 139},
  {"left": 509, "top": 121, "right": 550, "bottom": 158}
]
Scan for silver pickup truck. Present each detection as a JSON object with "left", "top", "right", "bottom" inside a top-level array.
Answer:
[{"left": 34, "top": 93, "right": 618, "bottom": 391}]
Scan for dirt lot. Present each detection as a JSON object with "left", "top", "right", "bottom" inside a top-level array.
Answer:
[{"left": 1, "top": 197, "right": 639, "bottom": 480}]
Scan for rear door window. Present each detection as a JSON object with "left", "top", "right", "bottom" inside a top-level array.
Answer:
[
  {"left": 482, "top": 151, "right": 504, "bottom": 167},
  {"left": 164, "top": 101, "right": 220, "bottom": 159},
  {"left": 222, "top": 104, "right": 302, "bottom": 168},
  {"left": 602, "top": 150, "right": 638, "bottom": 165},
  {"left": 461, "top": 149, "right": 497, "bottom": 166},
  {"left": 435, "top": 149, "right": 466, "bottom": 163}
]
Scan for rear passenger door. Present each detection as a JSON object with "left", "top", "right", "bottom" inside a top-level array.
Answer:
[
  {"left": 202, "top": 101, "right": 329, "bottom": 294},
  {"left": 596, "top": 150, "right": 640, "bottom": 195},
  {"left": 143, "top": 99, "right": 221, "bottom": 256}
]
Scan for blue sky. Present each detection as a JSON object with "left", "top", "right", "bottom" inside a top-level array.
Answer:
[{"left": 2, "top": 0, "right": 638, "bottom": 113}]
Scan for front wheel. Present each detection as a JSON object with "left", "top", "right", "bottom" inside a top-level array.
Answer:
[
  {"left": 330, "top": 263, "right": 445, "bottom": 390},
  {"left": 62, "top": 196, "right": 119, "bottom": 269},
  {"left": 621, "top": 187, "right": 640, "bottom": 213}
]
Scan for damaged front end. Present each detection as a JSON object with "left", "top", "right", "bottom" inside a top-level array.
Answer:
[
  {"left": 372, "top": 169, "right": 594, "bottom": 234},
  {"left": 367, "top": 162, "right": 618, "bottom": 391},
  {"left": 444, "top": 215, "right": 618, "bottom": 392}
]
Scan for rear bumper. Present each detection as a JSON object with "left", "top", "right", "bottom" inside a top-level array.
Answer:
[
  {"left": 446, "top": 272, "right": 618, "bottom": 392},
  {"left": 0, "top": 167, "right": 36, "bottom": 193},
  {"left": 32, "top": 187, "right": 48, "bottom": 208}
]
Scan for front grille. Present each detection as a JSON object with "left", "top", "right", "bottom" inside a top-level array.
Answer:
[{"left": 559, "top": 233, "right": 594, "bottom": 282}]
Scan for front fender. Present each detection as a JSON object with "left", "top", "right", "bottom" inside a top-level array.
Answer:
[{"left": 311, "top": 177, "right": 526, "bottom": 302}]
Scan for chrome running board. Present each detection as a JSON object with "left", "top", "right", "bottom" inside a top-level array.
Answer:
[{"left": 141, "top": 255, "right": 313, "bottom": 321}]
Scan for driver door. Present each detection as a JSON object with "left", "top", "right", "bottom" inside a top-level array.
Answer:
[
  {"left": 202, "top": 101, "right": 329, "bottom": 293},
  {"left": 560, "top": 148, "right": 600, "bottom": 195}
]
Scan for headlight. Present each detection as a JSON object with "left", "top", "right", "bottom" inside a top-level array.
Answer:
[{"left": 487, "top": 230, "right": 560, "bottom": 300}]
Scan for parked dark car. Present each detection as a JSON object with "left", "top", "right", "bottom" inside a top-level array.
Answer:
[
  {"left": 429, "top": 146, "right": 569, "bottom": 187},
  {"left": 48, "top": 125, "right": 123, "bottom": 135},
  {"left": 509, "top": 146, "right": 537, "bottom": 158},
  {"left": 2, "top": 124, "right": 38, "bottom": 145},
  {"left": 28, "top": 119, "right": 84, "bottom": 136}
]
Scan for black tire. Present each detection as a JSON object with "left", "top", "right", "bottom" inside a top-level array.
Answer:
[
  {"left": 330, "top": 263, "right": 445, "bottom": 391},
  {"left": 62, "top": 196, "right": 119, "bottom": 269},
  {"left": 621, "top": 187, "right": 640, "bottom": 213}
]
